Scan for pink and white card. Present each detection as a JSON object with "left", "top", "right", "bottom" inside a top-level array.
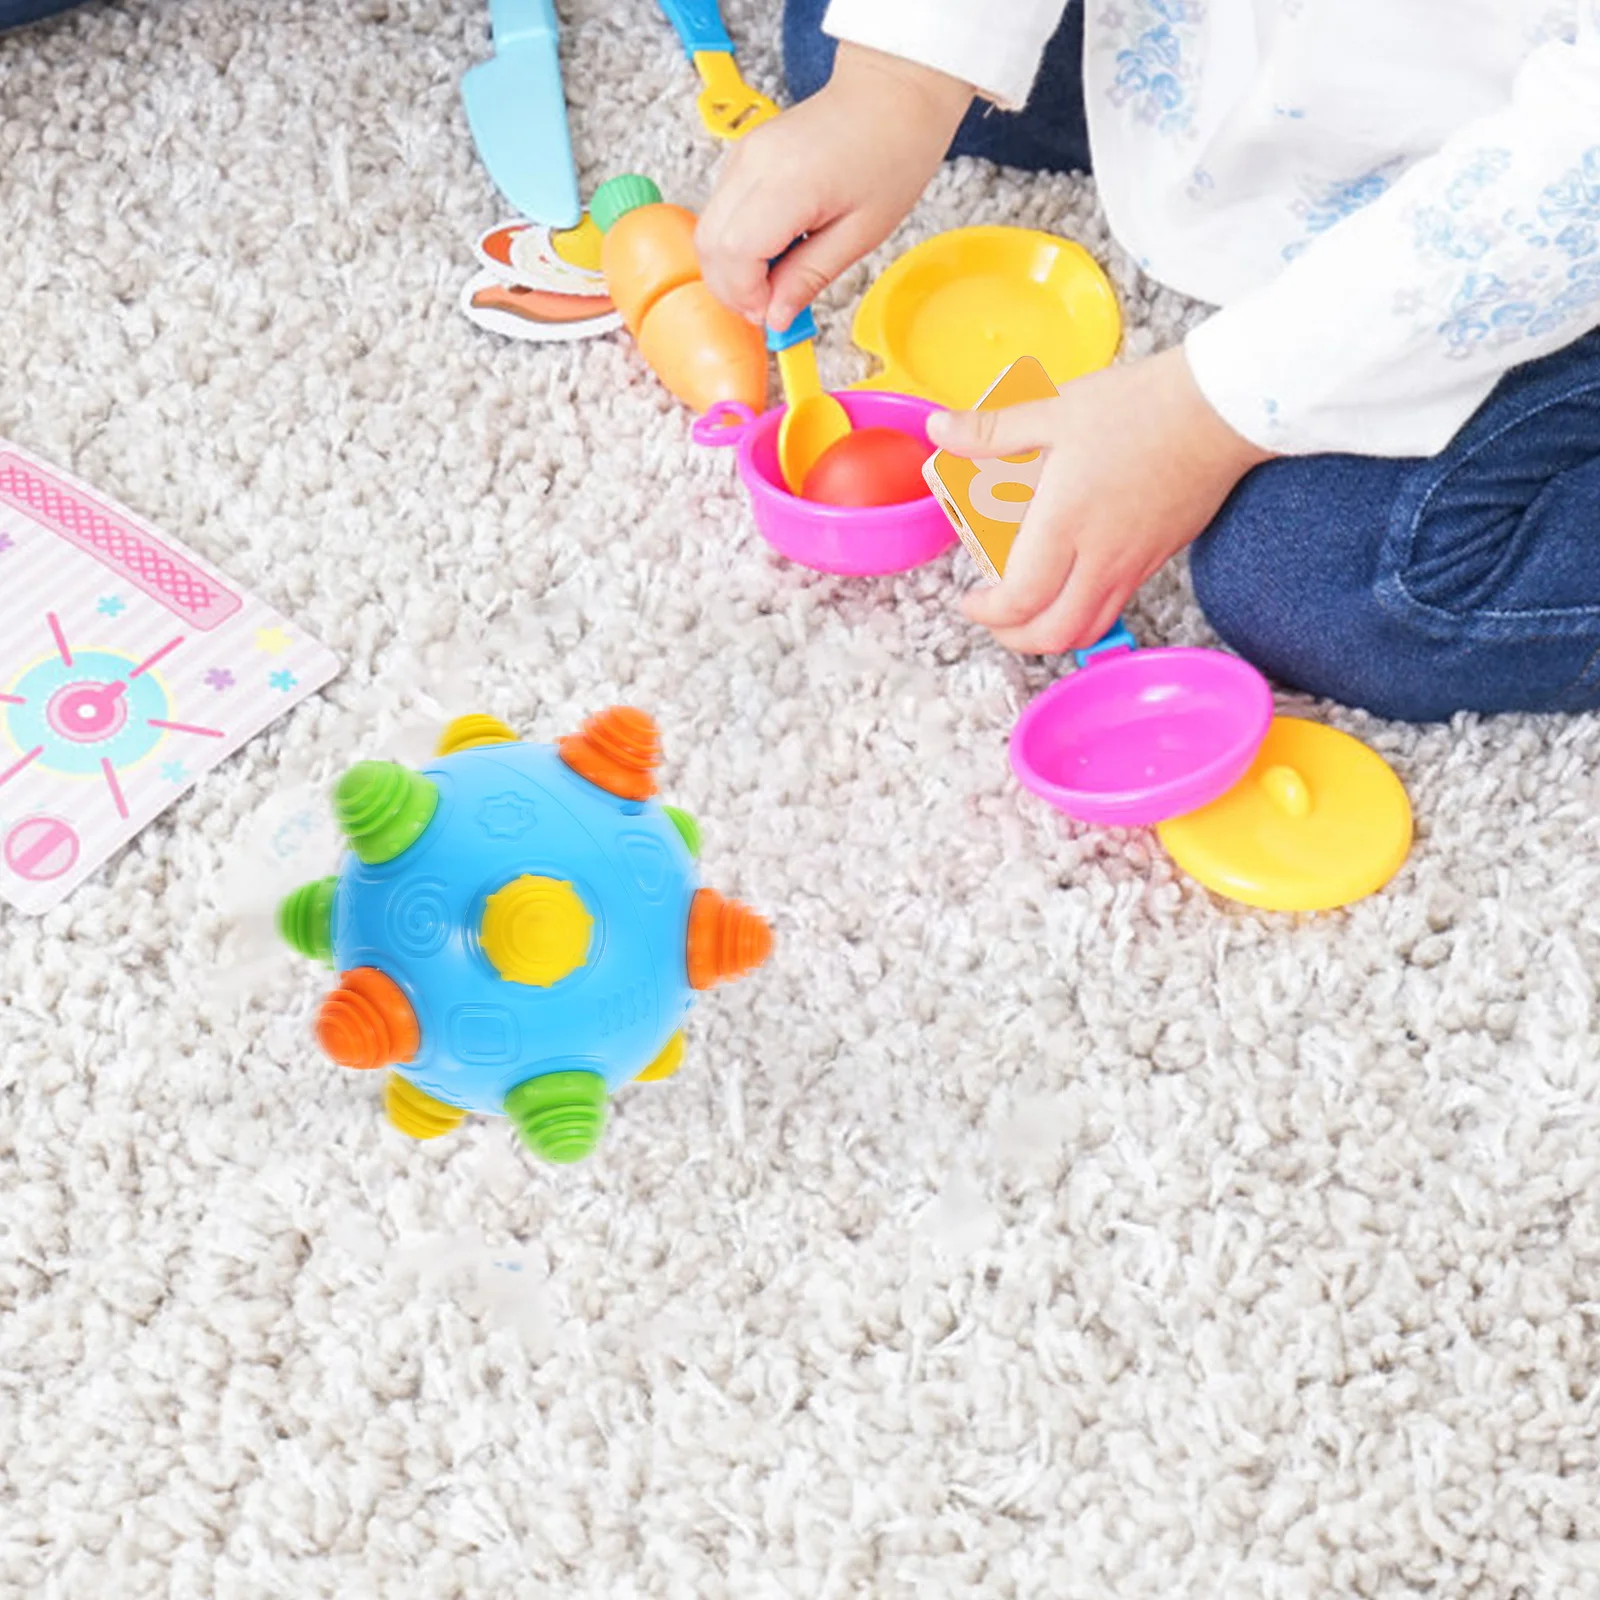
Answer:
[{"left": 0, "top": 442, "right": 340, "bottom": 914}]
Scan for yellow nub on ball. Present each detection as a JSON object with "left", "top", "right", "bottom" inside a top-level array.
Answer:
[
  {"left": 635, "top": 1031, "right": 686, "bottom": 1083},
  {"left": 386, "top": 1074, "right": 468, "bottom": 1140},
  {"left": 436, "top": 713, "right": 518, "bottom": 756},
  {"left": 480, "top": 875, "right": 593, "bottom": 987}
]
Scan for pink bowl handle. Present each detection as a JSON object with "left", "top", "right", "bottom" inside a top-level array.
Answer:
[{"left": 693, "top": 401, "right": 757, "bottom": 448}]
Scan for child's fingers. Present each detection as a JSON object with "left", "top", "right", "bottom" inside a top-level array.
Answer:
[
  {"left": 963, "top": 544, "right": 1074, "bottom": 633},
  {"left": 695, "top": 198, "right": 780, "bottom": 323},
  {"left": 696, "top": 162, "right": 816, "bottom": 323},
  {"left": 706, "top": 253, "right": 773, "bottom": 325},
  {"left": 765, "top": 218, "right": 875, "bottom": 332},
  {"left": 991, "top": 573, "right": 1128, "bottom": 658},
  {"left": 925, "top": 397, "right": 1062, "bottom": 460},
  {"left": 963, "top": 472, "right": 1081, "bottom": 630}
]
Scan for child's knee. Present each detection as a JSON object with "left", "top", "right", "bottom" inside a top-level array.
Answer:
[
  {"left": 1188, "top": 458, "right": 1433, "bottom": 718},
  {"left": 1190, "top": 452, "right": 1600, "bottom": 720},
  {"left": 1188, "top": 463, "right": 1328, "bottom": 668}
]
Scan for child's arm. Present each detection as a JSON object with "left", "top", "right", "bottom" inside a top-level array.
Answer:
[
  {"left": 1180, "top": 20, "right": 1600, "bottom": 462},
  {"left": 696, "top": 2, "right": 1068, "bottom": 332},
  {"left": 940, "top": 15, "right": 1600, "bottom": 657}
]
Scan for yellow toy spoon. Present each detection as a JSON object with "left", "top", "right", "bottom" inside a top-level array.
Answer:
[{"left": 769, "top": 308, "right": 851, "bottom": 496}]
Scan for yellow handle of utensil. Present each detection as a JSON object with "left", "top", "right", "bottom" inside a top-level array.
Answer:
[
  {"left": 775, "top": 338, "right": 824, "bottom": 408},
  {"left": 692, "top": 50, "right": 779, "bottom": 138}
]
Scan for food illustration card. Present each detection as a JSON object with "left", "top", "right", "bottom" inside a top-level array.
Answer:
[
  {"left": 0, "top": 442, "right": 340, "bottom": 914},
  {"left": 923, "top": 355, "right": 1057, "bottom": 582},
  {"left": 460, "top": 216, "right": 621, "bottom": 344}
]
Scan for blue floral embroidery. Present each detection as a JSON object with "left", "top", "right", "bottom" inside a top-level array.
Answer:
[
  {"left": 1438, "top": 262, "right": 1600, "bottom": 358},
  {"left": 1443, "top": 147, "right": 1513, "bottom": 210},
  {"left": 1099, "top": 1, "right": 1207, "bottom": 138},
  {"left": 1281, "top": 160, "right": 1407, "bottom": 261},
  {"left": 1523, "top": 6, "right": 1579, "bottom": 48},
  {"left": 1421, "top": 145, "right": 1600, "bottom": 359},
  {"left": 1437, "top": 273, "right": 1542, "bottom": 357},
  {"left": 1532, "top": 145, "right": 1600, "bottom": 256},
  {"left": 1409, "top": 150, "right": 1519, "bottom": 263},
  {"left": 1411, "top": 208, "right": 1498, "bottom": 263}
]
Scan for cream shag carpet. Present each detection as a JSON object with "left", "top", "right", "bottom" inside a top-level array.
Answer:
[{"left": 2, "top": 3, "right": 1599, "bottom": 1596}]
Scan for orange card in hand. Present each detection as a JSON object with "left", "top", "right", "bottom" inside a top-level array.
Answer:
[{"left": 922, "top": 355, "right": 1058, "bottom": 582}]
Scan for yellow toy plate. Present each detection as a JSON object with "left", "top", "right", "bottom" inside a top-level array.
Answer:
[
  {"left": 1156, "top": 718, "right": 1412, "bottom": 912},
  {"left": 851, "top": 226, "right": 1122, "bottom": 409}
]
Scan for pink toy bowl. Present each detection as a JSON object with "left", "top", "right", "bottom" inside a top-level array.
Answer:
[
  {"left": 693, "top": 390, "right": 958, "bottom": 576},
  {"left": 1009, "top": 646, "right": 1274, "bottom": 827}
]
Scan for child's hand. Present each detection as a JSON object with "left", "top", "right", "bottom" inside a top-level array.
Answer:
[
  {"left": 696, "top": 43, "right": 972, "bottom": 333},
  {"left": 928, "top": 348, "right": 1275, "bottom": 655}
]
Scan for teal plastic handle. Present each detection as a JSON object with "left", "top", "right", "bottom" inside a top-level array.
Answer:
[
  {"left": 489, "top": 0, "right": 558, "bottom": 46},
  {"left": 658, "top": 0, "right": 733, "bottom": 56},
  {"left": 1072, "top": 620, "right": 1137, "bottom": 669},
  {"left": 765, "top": 306, "right": 819, "bottom": 354}
]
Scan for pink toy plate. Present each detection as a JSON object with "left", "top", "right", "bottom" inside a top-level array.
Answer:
[
  {"left": 1009, "top": 646, "right": 1274, "bottom": 826},
  {"left": 694, "top": 390, "right": 957, "bottom": 576}
]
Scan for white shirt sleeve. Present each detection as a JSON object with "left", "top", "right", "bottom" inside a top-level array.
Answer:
[
  {"left": 822, "top": 0, "right": 1069, "bottom": 110},
  {"left": 1185, "top": 25, "right": 1600, "bottom": 458}
]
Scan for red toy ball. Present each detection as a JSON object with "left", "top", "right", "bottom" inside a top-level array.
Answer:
[{"left": 800, "top": 426, "right": 931, "bottom": 508}]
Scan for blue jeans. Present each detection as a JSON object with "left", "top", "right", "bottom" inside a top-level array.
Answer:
[
  {"left": 0, "top": 0, "right": 87, "bottom": 27},
  {"left": 784, "top": 0, "right": 1600, "bottom": 720}
]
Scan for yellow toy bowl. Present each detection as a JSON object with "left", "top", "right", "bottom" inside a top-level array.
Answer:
[{"left": 852, "top": 226, "right": 1122, "bottom": 410}]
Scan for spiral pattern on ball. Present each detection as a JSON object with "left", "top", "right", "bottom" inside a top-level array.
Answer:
[{"left": 387, "top": 877, "right": 452, "bottom": 958}]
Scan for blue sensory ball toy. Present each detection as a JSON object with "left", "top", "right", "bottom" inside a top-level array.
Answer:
[{"left": 277, "top": 708, "right": 773, "bottom": 1163}]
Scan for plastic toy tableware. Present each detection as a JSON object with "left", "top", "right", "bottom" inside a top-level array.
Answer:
[
  {"left": 461, "top": 0, "right": 581, "bottom": 229},
  {"left": 277, "top": 708, "right": 773, "bottom": 1165},
  {"left": 853, "top": 226, "right": 1123, "bottom": 409},
  {"left": 768, "top": 309, "right": 852, "bottom": 494},
  {"left": 658, "top": 0, "right": 779, "bottom": 138},
  {"left": 1009, "top": 627, "right": 1413, "bottom": 910},
  {"left": 694, "top": 391, "right": 957, "bottom": 576},
  {"left": 1156, "top": 718, "right": 1414, "bottom": 912},
  {"left": 1009, "top": 632, "right": 1276, "bottom": 828}
]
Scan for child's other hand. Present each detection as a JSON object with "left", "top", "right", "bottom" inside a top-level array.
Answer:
[
  {"left": 696, "top": 43, "right": 972, "bottom": 333},
  {"left": 928, "top": 348, "right": 1274, "bottom": 655}
]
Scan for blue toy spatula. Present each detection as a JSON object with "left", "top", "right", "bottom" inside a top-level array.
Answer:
[{"left": 461, "top": 0, "right": 582, "bottom": 228}]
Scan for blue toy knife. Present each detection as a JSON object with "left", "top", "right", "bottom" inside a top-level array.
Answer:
[{"left": 461, "top": 0, "right": 582, "bottom": 228}]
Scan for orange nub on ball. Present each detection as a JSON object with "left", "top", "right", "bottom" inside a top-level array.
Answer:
[
  {"left": 316, "top": 968, "right": 421, "bottom": 1071},
  {"left": 559, "top": 706, "right": 662, "bottom": 800},
  {"left": 686, "top": 889, "right": 774, "bottom": 990}
]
